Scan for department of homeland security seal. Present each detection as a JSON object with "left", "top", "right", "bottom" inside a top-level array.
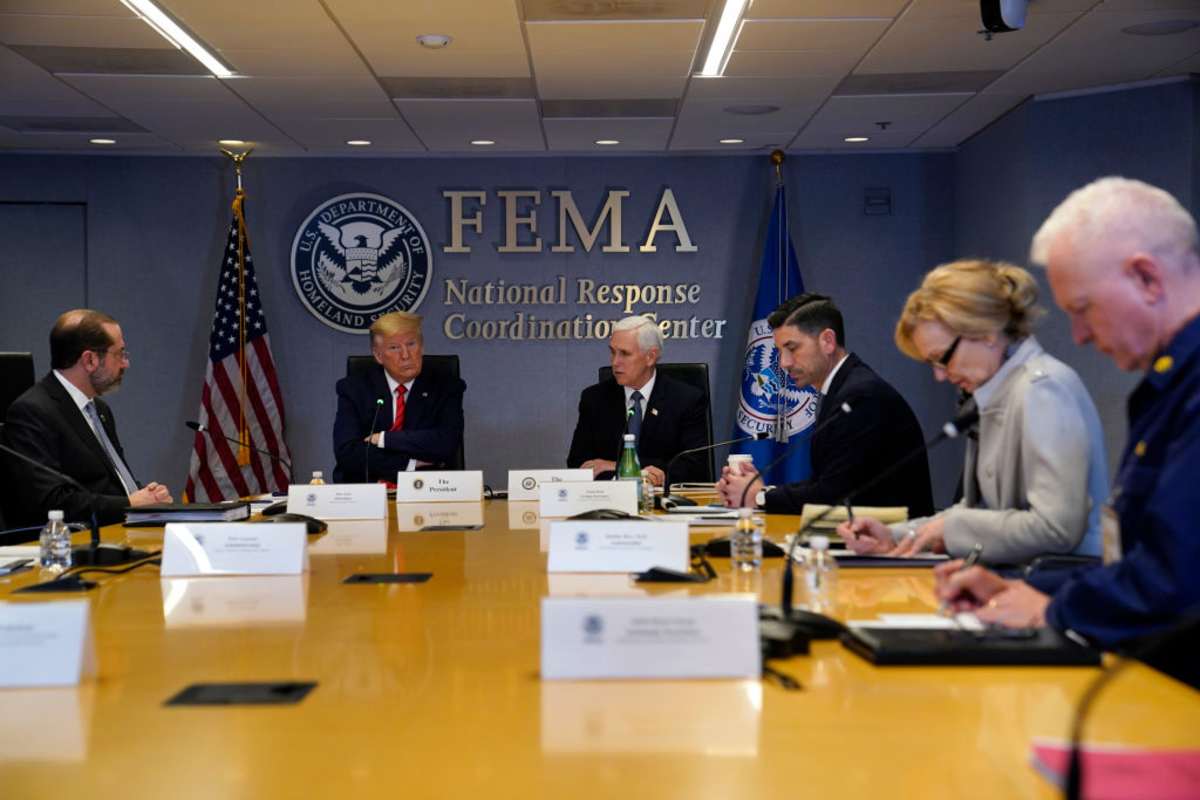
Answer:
[
  {"left": 735, "top": 318, "right": 819, "bottom": 439},
  {"left": 291, "top": 192, "right": 432, "bottom": 333}
]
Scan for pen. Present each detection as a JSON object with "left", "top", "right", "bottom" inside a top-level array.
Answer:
[{"left": 939, "top": 543, "right": 984, "bottom": 617}]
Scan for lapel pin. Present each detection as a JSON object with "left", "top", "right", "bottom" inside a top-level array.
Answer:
[
  {"left": 651, "top": 408, "right": 659, "bottom": 416},
  {"left": 421, "top": 392, "right": 428, "bottom": 398}
]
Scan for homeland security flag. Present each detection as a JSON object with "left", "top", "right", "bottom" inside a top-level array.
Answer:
[
  {"left": 729, "top": 183, "right": 820, "bottom": 486},
  {"left": 185, "top": 188, "right": 291, "bottom": 501}
]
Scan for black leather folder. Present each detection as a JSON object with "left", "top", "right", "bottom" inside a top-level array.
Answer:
[{"left": 841, "top": 626, "right": 1102, "bottom": 667}]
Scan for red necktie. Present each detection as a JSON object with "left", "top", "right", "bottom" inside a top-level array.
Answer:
[{"left": 389, "top": 385, "right": 407, "bottom": 432}]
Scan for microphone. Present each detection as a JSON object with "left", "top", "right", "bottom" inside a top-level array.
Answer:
[
  {"left": 776, "top": 399, "right": 980, "bottom": 624},
  {"left": 0, "top": 441, "right": 152, "bottom": 568},
  {"left": 186, "top": 420, "right": 293, "bottom": 483},
  {"left": 737, "top": 401, "right": 854, "bottom": 508},
  {"left": 661, "top": 431, "right": 770, "bottom": 508},
  {"left": 365, "top": 397, "right": 386, "bottom": 483}
]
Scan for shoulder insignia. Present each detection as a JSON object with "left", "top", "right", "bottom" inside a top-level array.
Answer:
[{"left": 1153, "top": 355, "right": 1173, "bottom": 374}]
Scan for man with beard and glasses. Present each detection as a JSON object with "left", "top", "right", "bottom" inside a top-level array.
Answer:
[{"left": 2, "top": 309, "right": 172, "bottom": 527}]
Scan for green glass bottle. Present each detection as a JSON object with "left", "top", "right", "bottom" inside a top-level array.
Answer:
[{"left": 617, "top": 433, "right": 645, "bottom": 511}]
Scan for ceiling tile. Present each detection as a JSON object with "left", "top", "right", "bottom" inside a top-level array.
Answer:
[
  {"left": 523, "top": 0, "right": 707, "bottom": 21},
  {"left": 798, "top": 92, "right": 973, "bottom": 138},
  {"left": 737, "top": 19, "right": 891, "bottom": 51},
  {"left": 59, "top": 74, "right": 236, "bottom": 108},
  {"left": 395, "top": 99, "right": 544, "bottom": 151},
  {"left": 543, "top": 118, "right": 673, "bottom": 151},
  {"left": 745, "top": 0, "right": 907, "bottom": 18},
  {"left": 909, "top": 92, "right": 1025, "bottom": 147},
  {"left": 537, "top": 74, "right": 692, "bottom": 100},
  {"left": 0, "top": 1, "right": 134, "bottom": 14},
  {"left": 675, "top": 96, "right": 821, "bottom": 132},
  {"left": 684, "top": 74, "right": 842, "bottom": 101},
  {"left": 165, "top": 0, "right": 342, "bottom": 52},
  {"left": 0, "top": 45, "right": 114, "bottom": 116},
  {"left": 269, "top": 117, "right": 424, "bottom": 151},
  {"left": 0, "top": 13, "right": 167, "bottom": 48},
  {"left": 789, "top": 127, "right": 920, "bottom": 149},
  {"left": 668, "top": 129, "right": 793, "bottom": 151},
  {"left": 227, "top": 76, "right": 396, "bottom": 118},
  {"left": 218, "top": 47, "right": 370, "bottom": 79},
  {"left": 724, "top": 49, "right": 864, "bottom": 78}
]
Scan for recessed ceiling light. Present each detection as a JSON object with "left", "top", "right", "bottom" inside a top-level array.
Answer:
[
  {"left": 470, "top": 139, "right": 495, "bottom": 146},
  {"left": 844, "top": 136, "right": 870, "bottom": 143},
  {"left": 218, "top": 139, "right": 245, "bottom": 145},
  {"left": 120, "top": 0, "right": 234, "bottom": 78},
  {"left": 1122, "top": 19, "right": 1199, "bottom": 36},
  {"left": 719, "top": 138, "right": 745, "bottom": 144},
  {"left": 346, "top": 140, "right": 372, "bottom": 146},
  {"left": 89, "top": 138, "right": 116, "bottom": 145},
  {"left": 725, "top": 104, "right": 779, "bottom": 116},
  {"left": 416, "top": 34, "right": 453, "bottom": 49},
  {"left": 594, "top": 139, "right": 620, "bottom": 146}
]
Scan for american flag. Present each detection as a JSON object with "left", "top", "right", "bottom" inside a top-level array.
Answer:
[{"left": 185, "top": 190, "right": 291, "bottom": 501}]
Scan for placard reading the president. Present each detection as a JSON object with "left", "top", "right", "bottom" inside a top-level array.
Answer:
[
  {"left": 160, "top": 523, "right": 309, "bottom": 576},
  {"left": 547, "top": 520, "right": 688, "bottom": 573},
  {"left": 288, "top": 483, "right": 387, "bottom": 519},
  {"left": 541, "top": 596, "right": 760, "bottom": 680},
  {"left": 539, "top": 481, "right": 637, "bottom": 517},
  {"left": 394, "top": 470, "right": 483, "bottom": 502},
  {"left": 508, "top": 469, "right": 592, "bottom": 501},
  {"left": 0, "top": 600, "right": 95, "bottom": 688}
]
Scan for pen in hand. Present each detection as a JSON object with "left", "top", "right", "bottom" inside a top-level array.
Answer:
[{"left": 938, "top": 542, "right": 984, "bottom": 617}]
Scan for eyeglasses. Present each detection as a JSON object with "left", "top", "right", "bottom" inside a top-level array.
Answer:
[
  {"left": 91, "top": 347, "right": 130, "bottom": 362},
  {"left": 934, "top": 336, "right": 962, "bottom": 368}
]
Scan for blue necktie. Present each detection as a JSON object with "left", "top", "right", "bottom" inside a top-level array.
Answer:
[{"left": 628, "top": 390, "right": 643, "bottom": 442}]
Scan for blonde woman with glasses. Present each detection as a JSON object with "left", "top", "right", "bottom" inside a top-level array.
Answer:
[{"left": 838, "top": 260, "right": 1106, "bottom": 566}]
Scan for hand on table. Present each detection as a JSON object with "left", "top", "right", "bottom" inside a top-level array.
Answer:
[
  {"left": 716, "top": 464, "right": 760, "bottom": 508},
  {"left": 837, "top": 518, "right": 894, "bottom": 554}
]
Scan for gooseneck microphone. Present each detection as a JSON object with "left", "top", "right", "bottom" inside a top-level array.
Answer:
[
  {"left": 0, "top": 441, "right": 152, "bottom": 568},
  {"left": 365, "top": 397, "right": 386, "bottom": 483},
  {"left": 777, "top": 399, "right": 981, "bottom": 621},
  {"left": 662, "top": 431, "right": 771, "bottom": 507},
  {"left": 186, "top": 420, "right": 293, "bottom": 483}
]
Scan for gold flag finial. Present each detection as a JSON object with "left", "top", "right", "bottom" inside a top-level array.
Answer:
[
  {"left": 770, "top": 149, "right": 785, "bottom": 183},
  {"left": 220, "top": 146, "right": 254, "bottom": 191}
]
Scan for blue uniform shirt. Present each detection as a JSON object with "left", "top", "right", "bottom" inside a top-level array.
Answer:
[{"left": 1045, "top": 313, "right": 1200, "bottom": 649}]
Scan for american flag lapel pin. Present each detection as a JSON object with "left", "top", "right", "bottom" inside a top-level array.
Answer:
[{"left": 651, "top": 408, "right": 659, "bottom": 416}]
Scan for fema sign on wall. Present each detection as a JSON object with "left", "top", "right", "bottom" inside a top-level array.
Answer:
[{"left": 291, "top": 192, "right": 432, "bottom": 334}]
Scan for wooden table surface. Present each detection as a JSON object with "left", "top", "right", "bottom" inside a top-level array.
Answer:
[{"left": 1, "top": 501, "right": 1197, "bottom": 799}]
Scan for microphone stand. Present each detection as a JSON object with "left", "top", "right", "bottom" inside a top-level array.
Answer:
[
  {"left": 364, "top": 398, "right": 386, "bottom": 483},
  {"left": 186, "top": 421, "right": 294, "bottom": 484},
  {"left": 0, "top": 442, "right": 152, "bottom": 568}
]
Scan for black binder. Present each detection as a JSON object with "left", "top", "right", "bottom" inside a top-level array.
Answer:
[{"left": 841, "top": 626, "right": 1102, "bottom": 667}]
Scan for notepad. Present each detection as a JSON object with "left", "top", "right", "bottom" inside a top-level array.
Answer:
[{"left": 1030, "top": 738, "right": 1200, "bottom": 799}]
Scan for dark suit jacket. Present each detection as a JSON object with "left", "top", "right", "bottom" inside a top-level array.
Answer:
[
  {"left": 764, "top": 353, "right": 934, "bottom": 517},
  {"left": 1, "top": 373, "right": 137, "bottom": 527},
  {"left": 567, "top": 372, "right": 708, "bottom": 483},
  {"left": 332, "top": 363, "right": 466, "bottom": 483}
]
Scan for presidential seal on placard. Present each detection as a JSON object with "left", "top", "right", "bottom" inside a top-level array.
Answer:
[{"left": 291, "top": 192, "right": 432, "bottom": 333}]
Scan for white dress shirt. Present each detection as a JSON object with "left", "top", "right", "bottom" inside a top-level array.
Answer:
[
  {"left": 623, "top": 370, "right": 656, "bottom": 420},
  {"left": 378, "top": 372, "right": 417, "bottom": 472}
]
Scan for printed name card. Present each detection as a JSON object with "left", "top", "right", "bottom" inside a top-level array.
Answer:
[
  {"left": 288, "top": 483, "right": 387, "bottom": 519},
  {"left": 0, "top": 600, "right": 95, "bottom": 688},
  {"left": 160, "top": 523, "right": 309, "bottom": 577},
  {"left": 541, "top": 596, "right": 761, "bottom": 680},
  {"left": 394, "top": 471, "right": 483, "bottom": 502},
  {"left": 508, "top": 469, "right": 593, "bottom": 501},
  {"left": 538, "top": 480, "right": 637, "bottom": 517},
  {"left": 547, "top": 520, "right": 688, "bottom": 573}
]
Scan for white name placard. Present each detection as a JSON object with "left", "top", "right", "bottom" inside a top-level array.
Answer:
[
  {"left": 288, "top": 483, "right": 386, "bottom": 519},
  {"left": 0, "top": 600, "right": 95, "bottom": 688},
  {"left": 160, "top": 523, "right": 309, "bottom": 577},
  {"left": 396, "top": 502, "right": 484, "bottom": 532},
  {"left": 541, "top": 596, "right": 761, "bottom": 680},
  {"left": 508, "top": 469, "right": 593, "bottom": 501},
  {"left": 547, "top": 520, "right": 688, "bottom": 573},
  {"left": 394, "top": 471, "right": 483, "bottom": 502},
  {"left": 539, "top": 480, "right": 637, "bottom": 517}
]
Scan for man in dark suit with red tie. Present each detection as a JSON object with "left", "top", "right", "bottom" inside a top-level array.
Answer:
[
  {"left": 2, "top": 309, "right": 172, "bottom": 527},
  {"left": 567, "top": 315, "right": 709, "bottom": 485},
  {"left": 332, "top": 311, "right": 466, "bottom": 483}
]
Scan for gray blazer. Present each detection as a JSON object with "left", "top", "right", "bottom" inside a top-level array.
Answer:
[{"left": 894, "top": 337, "right": 1106, "bottom": 564}]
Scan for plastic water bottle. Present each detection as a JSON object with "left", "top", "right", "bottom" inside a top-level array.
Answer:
[
  {"left": 732, "top": 508, "right": 763, "bottom": 571},
  {"left": 617, "top": 434, "right": 648, "bottom": 512},
  {"left": 804, "top": 535, "right": 839, "bottom": 612},
  {"left": 309, "top": 470, "right": 326, "bottom": 485},
  {"left": 38, "top": 509, "right": 72, "bottom": 573}
]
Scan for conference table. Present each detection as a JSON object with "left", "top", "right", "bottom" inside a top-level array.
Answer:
[{"left": 1, "top": 500, "right": 1197, "bottom": 799}]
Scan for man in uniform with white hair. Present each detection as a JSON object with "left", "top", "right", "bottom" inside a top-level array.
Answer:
[
  {"left": 567, "top": 314, "right": 709, "bottom": 485},
  {"left": 937, "top": 177, "right": 1200, "bottom": 672}
]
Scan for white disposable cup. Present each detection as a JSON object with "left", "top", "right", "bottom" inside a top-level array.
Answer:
[{"left": 727, "top": 454, "right": 754, "bottom": 476}]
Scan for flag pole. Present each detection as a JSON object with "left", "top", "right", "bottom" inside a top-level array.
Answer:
[
  {"left": 220, "top": 147, "right": 255, "bottom": 466},
  {"left": 769, "top": 150, "right": 789, "bottom": 443}
]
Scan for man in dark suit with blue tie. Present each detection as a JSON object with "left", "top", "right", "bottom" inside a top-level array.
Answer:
[
  {"left": 332, "top": 311, "right": 465, "bottom": 483},
  {"left": 567, "top": 315, "right": 709, "bottom": 485},
  {"left": 2, "top": 309, "right": 172, "bottom": 527}
]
